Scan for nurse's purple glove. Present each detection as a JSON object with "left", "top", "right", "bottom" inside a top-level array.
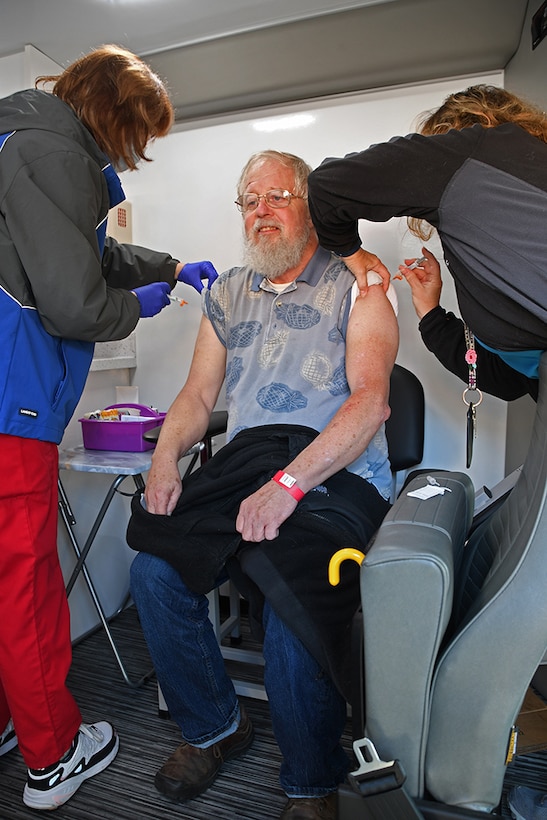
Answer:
[
  {"left": 132, "top": 282, "right": 171, "bottom": 317},
  {"left": 177, "top": 260, "right": 218, "bottom": 293}
]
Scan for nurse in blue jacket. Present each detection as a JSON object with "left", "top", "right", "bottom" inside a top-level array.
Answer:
[{"left": 0, "top": 44, "right": 217, "bottom": 810}]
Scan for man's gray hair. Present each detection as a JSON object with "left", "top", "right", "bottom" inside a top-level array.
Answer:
[{"left": 237, "top": 150, "right": 312, "bottom": 199}]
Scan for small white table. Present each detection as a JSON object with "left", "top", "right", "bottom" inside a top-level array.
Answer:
[{"left": 57, "top": 444, "right": 202, "bottom": 687}]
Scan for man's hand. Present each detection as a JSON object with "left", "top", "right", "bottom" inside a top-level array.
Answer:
[
  {"left": 236, "top": 481, "right": 298, "bottom": 542},
  {"left": 341, "top": 247, "right": 391, "bottom": 294},
  {"left": 144, "top": 458, "right": 183, "bottom": 515}
]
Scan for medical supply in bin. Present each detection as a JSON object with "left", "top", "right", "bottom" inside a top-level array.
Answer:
[{"left": 79, "top": 403, "right": 166, "bottom": 451}]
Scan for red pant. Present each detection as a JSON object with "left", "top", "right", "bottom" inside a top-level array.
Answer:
[{"left": 0, "top": 434, "right": 81, "bottom": 768}]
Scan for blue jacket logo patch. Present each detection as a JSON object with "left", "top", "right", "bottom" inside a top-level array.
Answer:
[{"left": 19, "top": 408, "right": 38, "bottom": 418}]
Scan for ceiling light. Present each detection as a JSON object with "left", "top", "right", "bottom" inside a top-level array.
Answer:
[{"left": 252, "top": 113, "right": 316, "bottom": 133}]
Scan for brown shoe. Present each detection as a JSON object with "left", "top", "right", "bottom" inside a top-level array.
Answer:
[
  {"left": 280, "top": 793, "right": 337, "bottom": 820},
  {"left": 155, "top": 707, "right": 254, "bottom": 802}
]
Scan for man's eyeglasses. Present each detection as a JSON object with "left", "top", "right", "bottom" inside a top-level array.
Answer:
[{"left": 235, "top": 189, "right": 306, "bottom": 213}]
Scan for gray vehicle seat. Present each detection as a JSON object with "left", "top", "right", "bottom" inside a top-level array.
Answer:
[{"left": 356, "top": 351, "right": 546, "bottom": 812}]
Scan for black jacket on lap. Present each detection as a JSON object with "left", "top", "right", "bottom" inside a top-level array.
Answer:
[{"left": 126, "top": 423, "right": 390, "bottom": 700}]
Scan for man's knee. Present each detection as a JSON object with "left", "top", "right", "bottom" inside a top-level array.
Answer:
[{"left": 130, "top": 552, "right": 172, "bottom": 599}]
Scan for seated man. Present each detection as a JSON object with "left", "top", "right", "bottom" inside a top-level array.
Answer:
[{"left": 127, "top": 150, "right": 398, "bottom": 820}]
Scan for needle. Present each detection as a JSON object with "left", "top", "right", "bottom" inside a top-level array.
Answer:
[
  {"left": 168, "top": 295, "right": 188, "bottom": 306},
  {"left": 406, "top": 256, "right": 427, "bottom": 270},
  {"left": 394, "top": 256, "right": 427, "bottom": 280}
]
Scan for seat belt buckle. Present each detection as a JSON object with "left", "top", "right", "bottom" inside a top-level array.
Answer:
[
  {"left": 348, "top": 737, "right": 406, "bottom": 796},
  {"left": 339, "top": 737, "right": 424, "bottom": 820}
]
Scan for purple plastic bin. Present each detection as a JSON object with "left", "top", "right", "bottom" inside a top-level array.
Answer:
[{"left": 79, "top": 403, "right": 166, "bottom": 452}]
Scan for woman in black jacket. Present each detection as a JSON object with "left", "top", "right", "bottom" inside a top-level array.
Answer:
[{"left": 307, "top": 85, "right": 547, "bottom": 387}]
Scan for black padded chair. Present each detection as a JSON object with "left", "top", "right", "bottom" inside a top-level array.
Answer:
[{"left": 385, "top": 363, "right": 425, "bottom": 500}]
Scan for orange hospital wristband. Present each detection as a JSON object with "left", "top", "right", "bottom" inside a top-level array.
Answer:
[{"left": 272, "top": 470, "right": 305, "bottom": 501}]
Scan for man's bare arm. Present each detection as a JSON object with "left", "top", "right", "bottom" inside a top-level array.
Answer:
[{"left": 145, "top": 316, "right": 226, "bottom": 515}]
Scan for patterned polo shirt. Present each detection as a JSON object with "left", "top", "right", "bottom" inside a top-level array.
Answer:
[{"left": 203, "top": 246, "right": 391, "bottom": 499}]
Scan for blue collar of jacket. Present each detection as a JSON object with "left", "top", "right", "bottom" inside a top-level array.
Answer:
[
  {"left": 0, "top": 130, "right": 15, "bottom": 152},
  {"left": 102, "top": 161, "right": 125, "bottom": 209},
  {"left": 96, "top": 161, "right": 125, "bottom": 253}
]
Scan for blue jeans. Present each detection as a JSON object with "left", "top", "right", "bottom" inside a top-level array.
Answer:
[{"left": 130, "top": 552, "right": 350, "bottom": 797}]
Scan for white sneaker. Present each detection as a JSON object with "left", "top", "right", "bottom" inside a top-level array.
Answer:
[
  {"left": 0, "top": 718, "right": 17, "bottom": 756},
  {"left": 23, "top": 721, "right": 119, "bottom": 811}
]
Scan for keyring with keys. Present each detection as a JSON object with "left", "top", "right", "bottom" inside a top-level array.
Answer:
[{"left": 463, "top": 386, "right": 483, "bottom": 468}]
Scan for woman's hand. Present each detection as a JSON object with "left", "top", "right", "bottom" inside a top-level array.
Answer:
[
  {"left": 397, "top": 247, "right": 442, "bottom": 319},
  {"left": 176, "top": 260, "right": 218, "bottom": 293},
  {"left": 341, "top": 248, "right": 391, "bottom": 293}
]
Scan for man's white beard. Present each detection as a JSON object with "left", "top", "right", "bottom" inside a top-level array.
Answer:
[{"left": 244, "top": 222, "right": 311, "bottom": 281}]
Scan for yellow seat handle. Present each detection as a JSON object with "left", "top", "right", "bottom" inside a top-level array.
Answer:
[{"left": 328, "top": 548, "right": 365, "bottom": 586}]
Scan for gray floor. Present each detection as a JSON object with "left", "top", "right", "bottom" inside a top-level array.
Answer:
[
  {"left": 2, "top": 606, "right": 544, "bottom": 819},
  {"left": 1, "top": 606, "right": 330, "bottom": 820}
]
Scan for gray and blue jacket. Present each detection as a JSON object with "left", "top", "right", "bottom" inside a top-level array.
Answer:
[{"left": 0, "top": 89, "right": 178, "bottom": 443}]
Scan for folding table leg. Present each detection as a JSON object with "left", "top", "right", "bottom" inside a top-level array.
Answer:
[{"left": 58, "top": 475, "right": 154, "bottom": 688}]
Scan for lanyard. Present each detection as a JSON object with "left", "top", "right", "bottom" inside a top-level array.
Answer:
[{"left": 462, "top": 325, "right": 483, "bottom": 468}]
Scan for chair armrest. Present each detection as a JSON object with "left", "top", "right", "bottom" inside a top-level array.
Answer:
[
  {"left": 143, "top": 410, "right": 228, "bottom": 444},
  {"left": 142, "top": 425, "right": 162, "bottom": 444}
]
